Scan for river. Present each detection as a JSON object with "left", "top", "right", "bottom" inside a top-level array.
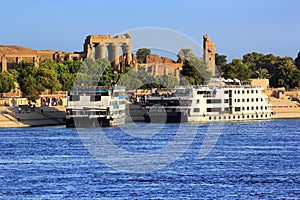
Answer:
[{"left": 0, "top": 119, "right": 299, "bottom": 199}]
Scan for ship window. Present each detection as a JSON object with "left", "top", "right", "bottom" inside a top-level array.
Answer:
[
  {"left": 197, "top": 91, "right": 209, "bottom": 95},
  {"left": 242, "top": 99, "right": 245, "bottom": 102},
  {"left": 265, "top": 106, "right": 268, "bottom": 110},
  {"left": 224, "top": 99, "right": 229, "bottom": 103},
  {"left": 261, "top": 98, "right": 263, "bottom": 102},
  {"left": 256, "top": 106, "right": 259, "bottom": 110},
  {"left": 256, "top": 90, "right": 259, "bottom": 93},
  {"left": 207, "top": 108, "right": 222, "bottom": 112},
  {"left": 261, "top": 106, "right": 263, "bottom": 110},
  {"left": 247, "top": 90, "right": 249, "bottom": 94},
  {"left": 207, "top": 99, "right": 222, "bottom": 104},
  {"left": 90, "top": 95, "right": 101, "bottom": 102},
  {"left": 233, "top": 116, "right": 235, "bottom": 119},
  {"left": 223, "top": 116, "right": 226, "bottom": 119},
  {"left": 70, "top": 95, "right": 80, "bottom": 101},
  {"left": 256, "top": 98, "right": 259, "bottom": 102},
  {"left": 214, "top": 117, "right": 217, "bottom": 120},
  {"left": 247, "top": 99, "right": 249, "bottom": 102},
  {"left": 265, "top": 114, "right": 268, "bottom": 118},
  {"left": 209, "top": 117, "right": 211, "bottom": 120},
  {"left": 251, "top": 106, "right": 254, "bottom": 110},
  {"left": 228, "top": 116, "right": 231, "bottom": 119},
  {"left": 251, "top": 90, "right": 254, "bottom": 93},
  {"left": 235, "top": 107, "right": 241, "bottom": 112},
  {"left": 237, "top": 99, "right": 240, "bottom": 102},
  {"left": 224, "top": 91, "right": 229, "bottom": 94},
  {"left": 242, "top": 107, "right": 245, "bottom": 110},
  {"left": 238, "top": 116, "right": 240, "bottom": 119},
  {"left": 242, "top": 90, "right": 245, "bottom": 94},
  {"left": 251, "top": 98, "right": 254, "bottom": 102},
  {"left": 193, "top": 108, "right": 200, "bottom": 112},
  {"left": 196, "top": 99, "right": 200, "bottom": 104},
  {"left": 234, "top": 99, "right": 236, "bottom": 102},
  {"left": 252, "top": 115, "right": 254, "bottom": 118},
  {"left": 238, "top": 91, "right": 240, "bottom": 94},
  {"left": 247, "top": 107, "right": 249, "bottom": 110},
  {"left": 247, "top": 115, "right": 250, "bottom": 118}
]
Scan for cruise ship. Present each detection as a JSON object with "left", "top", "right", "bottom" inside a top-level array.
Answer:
[
  {"left": 144, "top": 79, "right": 274, "bottom": 123},
  {"left": 143, "top": 93, "right": 189, "bottom": 123},
  {"left": 66, "top": 85, "right": 126, "bottom": 128},
  {"left": 188, "top": 82, "right": 273, "bottom": 122}
]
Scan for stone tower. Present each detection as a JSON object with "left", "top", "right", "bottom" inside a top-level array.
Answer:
[{"left": 203, "top": 34, "right": 216, "bottom": 77}]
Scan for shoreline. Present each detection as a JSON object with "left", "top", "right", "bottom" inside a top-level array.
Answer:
[{"left": 1, "top": 112, "right": 299, "bottom": 129}]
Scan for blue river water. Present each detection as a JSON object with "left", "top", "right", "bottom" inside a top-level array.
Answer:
[{"left": 0, "top": 119, "right": 299, "bottom": 199}]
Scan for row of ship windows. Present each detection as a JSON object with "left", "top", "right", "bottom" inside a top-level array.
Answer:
[
  {"left": 209, "top": 114, "right": 271, "bottom": 120},
  {"left": 234, "top": 98, "right": 264, "bottom": 103},
  {"left": 235, "top": 106, "right": 269, "bottom": 111},
  {"left": 196, "top": 98, "right": 265, "bottom": 104},
  {"left": 232, "top": 90, "right": 259, "bottom": 94},
  {"left": 193, "top": 106, "right": 269, "bottom": 113}
]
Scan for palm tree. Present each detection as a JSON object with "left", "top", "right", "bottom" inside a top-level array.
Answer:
[{"left": 255, "top": 67, "right": 271, "bottom": 79}]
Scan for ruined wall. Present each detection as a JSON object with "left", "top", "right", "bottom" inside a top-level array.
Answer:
[{"left": 203, "top": 34, "right": 216, "bottom": 77}]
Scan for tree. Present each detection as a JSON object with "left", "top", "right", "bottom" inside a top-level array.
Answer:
[
  {"left": 295, "top": 52, "right": 300, "bottom": 70},
  {"left": 59, "top": 73, "right": 76, "bottom": 91},
  {"left": 277, "top": 62, "right": 300, "bottom": 89},
  {"left": 16, "top": 61, "right": 42, "bottom": 102},
  {"left": 180, "top": 49, "right": 211, "bottom": 85},
  {"left": 178, "top": 49, "right": 194, "bottom": 60},
  {"left": 0, "top": 72, "right": 15, "bottom": 94},
  {"left": 75, "top": 58, "right": 117, "bottom": 86},
  {"left": 36, "top": 67, "right": 62, "bottom": 92},
  {"left": 158, "top": 75, "right": 179, "bottom": 88},
  {"left": 118, "top": 70, "right": 143, "bottom": 90},
  {"left": 255, "top": 67, "right": 271, "bottom": 79},
  {"left": 136, "top": 48, "right": 151, "bottom": 63},
  {"left": 63, "top": 60, "right": 82, "bottom": 74},
  {"left": 222, "top": 59, "right": 252, "bottom": 81},
  {"left": 215, "top": 53, "right": 227, "bottom": 77},
  {"left": 215, "top": 53, "right": 227, "bottom": 67}
]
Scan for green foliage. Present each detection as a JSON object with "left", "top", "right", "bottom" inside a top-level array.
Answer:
[
  {"left": 241, "top": 52, "right": 298, "bottom": 88},
  {"left": 180, "top": 49, "right": 211, "bottom": 85},
  {"left": 36, "top": 67, "right": 62, "bottom": 92},
  {"left": 158, "top": 75, "right": 179, "bottom": 88},
  {"left": 118, "top": 70, "right": 143, "bottom": 90},
  {"left": 178, "top": 49, "right": 194, "bottom": 60},
  {"left": 215, "top": 53, "right": 227, "bottom": 67},
  {"left": 255, "top": 67, "right": 271, "bottom": 79},
  {"left": 75, "top": 58, "right": 117, "bottom": 87},
  {"left": 295, "top": 52, "right": 300, "bottom": 70},
  {"left": 222, "top": 59, "right": 252, "bottom": 81},
  {"left": 215, "top": 53, "right": 227, "bottom": 76},
  {"left": 0, "top": 72, "right": 15, "bottom": 93},
  {"left": 277, "top": 62, "right": 300, "bottom": 89},
  {"left": 16, "top": 61, "right": 41, "bottom": 101},
  {"left": 136, "top": 48, "right": 151, "bottom": 63}
]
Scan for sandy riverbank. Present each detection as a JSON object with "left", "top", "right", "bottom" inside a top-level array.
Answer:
[{"left": 0, "top": 106, "right": 66, "bottom": 128}]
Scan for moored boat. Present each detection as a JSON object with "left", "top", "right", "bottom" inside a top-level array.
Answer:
[{"left": 66, "top": 85, "right": 126, "bottom": 128}]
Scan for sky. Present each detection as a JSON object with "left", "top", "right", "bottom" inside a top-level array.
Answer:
[{"left": 1, "top": 0, "right": 300, "bottom": 61}]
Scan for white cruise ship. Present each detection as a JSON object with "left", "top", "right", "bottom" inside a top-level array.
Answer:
[
  {"left": 188, "top": 80, "right": 274, "bottom": 122},
  {"left": 66, "top": 85, "right": 126, "bottom": 127}
]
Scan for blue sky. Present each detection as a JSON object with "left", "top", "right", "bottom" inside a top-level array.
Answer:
[{"left": 1, "top": 0, "right": 299, "bottom": 61}]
